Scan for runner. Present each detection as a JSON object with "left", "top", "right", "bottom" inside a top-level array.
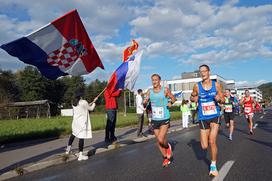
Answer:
[
  {"left": 190, "top": 64, "right": 224, "bottom": 177},
  {"left": 144, "top": 74, "right": 176, "bottom": 167},
  {"left": 190, "top": 101, "right": 198, "bottom": 124},
  {"left": 240, "top": 90, "right": 256, "bottom": 135},
  {"left": 223, "top": 89, "right": 235, "bottom": 141}
]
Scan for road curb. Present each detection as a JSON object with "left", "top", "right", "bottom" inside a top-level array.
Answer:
[{"left": 0, "top": 124, "right": 197, "bottom": 181}]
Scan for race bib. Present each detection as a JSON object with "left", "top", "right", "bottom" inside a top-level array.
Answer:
[
  {"left": 244, "top": 107, "right": 252, "bottom": 113},
  {"left": 201, "top": 102, "right": 217, "bottom": 116},
  {"left": 225, "top": 105, "right": 233, "bottom": 113},
  {"left": 152, "top": 106, "right": 164, "bottom": 119}
]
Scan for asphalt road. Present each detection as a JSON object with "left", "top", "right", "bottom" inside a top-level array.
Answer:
[{"left": 9, "top": 109, "right": 272, "bottom": 181}]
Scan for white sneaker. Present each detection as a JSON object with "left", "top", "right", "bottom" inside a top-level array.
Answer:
[
  {"left": 229, "top": 135, "right": 232, "bottom": 141},
  {"left": 78, "top": 152, "right": 88, "bottom": 161},
  {"left": 65, "top": 145, "right": 71, "bottom": 154}
]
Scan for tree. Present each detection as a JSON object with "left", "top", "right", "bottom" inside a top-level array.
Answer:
[
  {"left": 86, "top": 79, "right": 107, "bottom": 105},
  {"left": 258, "top": 82, "right": 272, "bottom": 103},
  {"left": 59, "top": 76, "right": 86, "bottom": 108},
  {"left": 0, "top": 69, "right": 20, "bottom": 103},
  {"left": 16, "top": 66, "right": 50, "bottom": 101}
]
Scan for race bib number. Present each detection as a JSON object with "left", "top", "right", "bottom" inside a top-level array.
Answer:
[
  {"left": 225, "top": 105, "right": 233, "bottom": 113},
  {"left": 244, "top": 107, "right": 252, "bottom": 114},
  {"left": 201, "top": 102, "right": 217, "bottom": 116},
  {"left": 152, "top": 107, "right": 164, "bottom": 119}
]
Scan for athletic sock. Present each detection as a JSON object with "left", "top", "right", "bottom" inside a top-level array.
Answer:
[{"left": 211, "top": 160, "right": 216, "bottom": 166}]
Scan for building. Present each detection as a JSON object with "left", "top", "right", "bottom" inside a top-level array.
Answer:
[
  {"left": 165, "top": 72, "right": 235, "bottom": 105},
  {"left": 235, "top": 87, "right": 263, "bottom": 102}
]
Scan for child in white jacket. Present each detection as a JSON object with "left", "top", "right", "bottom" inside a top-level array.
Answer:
[{"left": 65, "top": 90, "right": 97, "bottom": 161}]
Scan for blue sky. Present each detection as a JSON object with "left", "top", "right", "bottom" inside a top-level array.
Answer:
[{"left": 0, "top": 0, "right": 271, "bottom": 90}]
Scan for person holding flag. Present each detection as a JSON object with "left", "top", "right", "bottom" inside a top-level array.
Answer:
[
  {"left": 103, "top": 40, "right": 143, "bottom": 143},
  {"left": 104, "top": 88, "right": 122, "bottom": 143},
  {"left": 65, "top": 89, "right": 98, "bottom": 161},
  {"left": 144, "top": 74, "right": 176, "bottom": 167}
]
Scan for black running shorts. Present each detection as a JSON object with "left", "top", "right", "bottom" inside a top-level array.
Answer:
[
  {"left": 151, "top": 119, "right": 170, "bottom": 130},
  {"left": 224, "top": 112, "right": 235, "bottom": 124},
  {"left": 199, "top": 117, "right": 220, "bottom": 130}
]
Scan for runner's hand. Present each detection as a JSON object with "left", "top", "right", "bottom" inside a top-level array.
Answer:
[
  {"left": 167, "top": 102, "right": 172, "bottom": 108},
  {"left": 215, "top": 94, "right": 221, "bottom": 103}
]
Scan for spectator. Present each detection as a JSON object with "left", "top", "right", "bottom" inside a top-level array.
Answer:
[
  {"left": 104, "top": 88, "right": 121, "bottom": 143},
  {"left": 136, "top": 89, "right": 145, "bottom": 137},
  {"left": 65, "top": 90, "right": 97, "bottom": 161},
  {"left": 145, "top": 101, "right": 153, "bottom": 134},
  {"left": 180, "top": 100, "right": 190, "bottom": 128}
]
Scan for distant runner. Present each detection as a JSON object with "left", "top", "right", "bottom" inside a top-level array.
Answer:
[
  {"left": 223, "top": 89, "right": 235, "bottom": 140},
  {"left": 240, "top": 90, "right": 256, "bottom": 135}
]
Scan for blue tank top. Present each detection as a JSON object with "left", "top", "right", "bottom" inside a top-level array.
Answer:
[
  {"left": 150, "top": 87, "right": 170, "bottom": 121},
  {"left": 197, "top": 80, "right": 220, "bottom": 121}
]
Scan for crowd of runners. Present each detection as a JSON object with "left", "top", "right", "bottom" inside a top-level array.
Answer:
[
  {"left": 141, "top": 64, "right": 262, "bottom": 177},
  {"left": 65, "top": 64, "right": 263, "bottom": 178}
]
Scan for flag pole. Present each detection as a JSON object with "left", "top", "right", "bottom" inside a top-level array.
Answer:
[{"left": 90, "top": 86, "right": 107, "bottom": 104}]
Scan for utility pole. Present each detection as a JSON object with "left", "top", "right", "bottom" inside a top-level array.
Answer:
[{"left": 124, "top": 91, "right": 127, "bottom": 117}]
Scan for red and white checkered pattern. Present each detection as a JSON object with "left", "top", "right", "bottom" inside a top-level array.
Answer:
[{"left": 47, "top": 42, "right": 79, "bottom": 69}]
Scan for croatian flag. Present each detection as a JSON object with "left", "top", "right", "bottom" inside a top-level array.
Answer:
[
  {"left": 0, "top": 9, "right": 104, "bottom": 80},
  {"left": 107, "top": 50, "right": 143, "bottom": 94}
]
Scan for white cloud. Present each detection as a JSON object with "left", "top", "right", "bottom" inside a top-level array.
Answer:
[
  {"left": 130, "top": 0, "right": 272, "bottom": 65},
  {"left": 0, "top": 0, "right": 272, "bottom": 81}
]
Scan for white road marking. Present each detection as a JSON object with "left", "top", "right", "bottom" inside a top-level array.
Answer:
[
  {"left": 212, "top": 161, "right": 235, "bottom": 181},
  {"left": 253, "top": 123, "right": 258, "bottom": 129}
]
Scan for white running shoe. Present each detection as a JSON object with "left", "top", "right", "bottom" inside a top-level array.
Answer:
[
  {"left": 65, "top": 145, "right": 71, "bottom": 154},
  {"left": 78, "top": 152, "right": 88, "bottom": 161},
  {"left": 229, "top": 135, "right": 232, "bottom": 141}
]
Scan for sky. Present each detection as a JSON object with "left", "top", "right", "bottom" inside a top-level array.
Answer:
[{"left": 0, "top": 0, "right": 271, "bottom": 90}]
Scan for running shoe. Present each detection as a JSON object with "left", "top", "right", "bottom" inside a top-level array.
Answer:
[
  {"left": 249, "top": 130, "right": 253, "bottom": 135},
  {"left": 209, "top": 164, "right": 218, "bottom": 177},
  {"left": 166, "top": 143, "right": 172, "bottom": 159},
  {"left": 162, "top": 158, "right": 171, "bottom": 167},
  {"left": 229, "top": 135, "right": 232, "bottom": 141}
]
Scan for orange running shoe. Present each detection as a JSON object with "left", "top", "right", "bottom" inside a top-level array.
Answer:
[
  {"left": 166, "top": 143, "right": 172, "bottom": 159},
  {"left": 162, "top": 158, "right": 171, "bottom": 167}
]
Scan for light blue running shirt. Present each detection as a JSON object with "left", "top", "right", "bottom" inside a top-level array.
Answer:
[{"left": 150, "top": 87, "right": 170, "bottom": 121}]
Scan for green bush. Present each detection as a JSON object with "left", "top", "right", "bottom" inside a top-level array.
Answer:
[
  {"left": 0, "top": 112, "right": 181, "bottom": 144},
  {"left": 169, "top": 106, "right": 180, "bottom": 112}
]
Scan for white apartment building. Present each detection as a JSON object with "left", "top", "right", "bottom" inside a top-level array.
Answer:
[
  {"left": 165, "top": 72, "right": 235, "bottom": 105},
  {"left": 235, "top": 87, "right": 263, "bottom": 102}
]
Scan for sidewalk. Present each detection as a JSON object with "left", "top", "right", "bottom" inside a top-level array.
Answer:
[{"left": 0, "top": 119, "right": 196, "bottom": 180}]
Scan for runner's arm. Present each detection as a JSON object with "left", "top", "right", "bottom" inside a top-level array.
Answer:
[
  {"left": 215, "top": 82, "right": 224, "bottom": 104},
  {"left": 143, "top": 89, "right": 150, "bottom": 105},
  {"left": 190, "top": 84, "right": 198, "bottom": 102},
  {"left": 165, "top": 87, "right": 176, "bottom": 107},
  {"left": 239, "top": 98, "right": 245, "bottom": 105}
]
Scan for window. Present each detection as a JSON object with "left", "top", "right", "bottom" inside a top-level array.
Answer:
[
  {"left": 169, "top": 84, "right": 172, "bottom": 91},
  {"left": 183, "top": 83, "right": 189, "bottom": 90},
  {"left": 189, "top": 82, "right": 195, "bottom": 90}
]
